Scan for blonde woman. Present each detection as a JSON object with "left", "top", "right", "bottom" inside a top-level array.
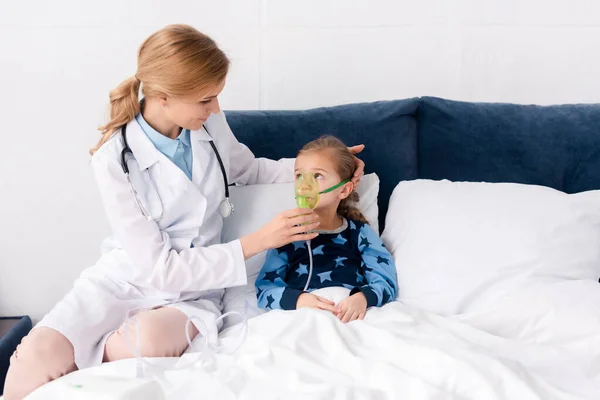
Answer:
[{"left": 4, "top": 24, "right": 365, "bottom": 399}]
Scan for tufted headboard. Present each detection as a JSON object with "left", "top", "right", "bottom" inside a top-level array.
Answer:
[{"left": 226, "top": 97, "right": 600, "bottom": 231}]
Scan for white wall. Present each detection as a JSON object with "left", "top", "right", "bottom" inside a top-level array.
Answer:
[{"left": 2, "top": 0, "right": 600, "bottom": 322}]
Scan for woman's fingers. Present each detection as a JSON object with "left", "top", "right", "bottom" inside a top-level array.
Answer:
[
  {"left": 282, "top": 208, "right": 314, "bottom": 218},
  {"left": 358, "top": 312, "right": 366, "bottom": 320},
  {"left": 347, "top": 145, "right": 365, "bottom": 188},
  {"left": 351, "top": 157, "right": 364, "bottom": 188},
  {"left": 290, "top": 221, "right": 321, "bottom": 236},
  {"left": 347, "top": 144, "right": 365, "bottom": 155},
  {"left": 287, "top": 213, "right": 319, "bottom": 227},
  {"left": 291, "top": 232, "right": 319, "bottom": 242},
  {"left": 354, "top": 156, "right": 365, "bottom": 175}
]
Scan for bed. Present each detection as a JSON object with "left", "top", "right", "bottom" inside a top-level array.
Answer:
[{"left": 27, "top": 97, "right": 600, "bottom": 399}]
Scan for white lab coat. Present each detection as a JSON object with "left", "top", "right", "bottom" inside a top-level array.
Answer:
[{"left": 37, "top": 111, "right": 293, "bottom": 368}]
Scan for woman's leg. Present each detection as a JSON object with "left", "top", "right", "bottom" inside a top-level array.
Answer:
[
  {"left": 4, "top": 270, "right": 138, "bottom": 399},
  {"left": 103, "top": 307, "right": 199, "bottom": 361},
  {"left": 4, "top": 327, "right": 77, "bottom": 400}
]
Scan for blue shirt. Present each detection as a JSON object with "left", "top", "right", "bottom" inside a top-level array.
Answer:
[
  {"left": 135, "top": 113, "right": 193, "bottom": 180},
  {"left": 255, "top": 218, "right": 398, "bottom": 310}
]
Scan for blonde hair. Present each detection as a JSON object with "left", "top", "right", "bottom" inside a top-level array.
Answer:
[
  {"left": 298, "top": 135, "right": 368, "bottom": 224},
  {"left": 91, "top": 24, "right": 230, "bottom": 155}
]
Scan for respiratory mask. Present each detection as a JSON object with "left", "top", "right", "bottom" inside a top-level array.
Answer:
[{"left": 294, "top": 172, "right": 350, "bottom": 209}]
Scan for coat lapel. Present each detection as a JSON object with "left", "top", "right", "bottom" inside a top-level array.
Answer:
[
  {"left": 190, "top": 127, "right": 213, "bottom": 189},
  {"left": 126, "top": 119, "right": 205, "bottom": 206}
]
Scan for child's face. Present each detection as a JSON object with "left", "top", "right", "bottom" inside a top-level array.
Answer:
[{"left": 295, "top": 150, "right": 351, "bottom": 211}]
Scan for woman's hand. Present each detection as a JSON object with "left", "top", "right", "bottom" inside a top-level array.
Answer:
[
  {"left": 240, "top": 208, "right": 320, "bottom": 259},
  {"left": 347, "top": 144, "right": 365, "bottom": 188},
  {"left": 297, "top": 293, "right": 336, "bottom": 312},
  {"left": 334, "top": 292, "right": 367, "bottom": 323}
]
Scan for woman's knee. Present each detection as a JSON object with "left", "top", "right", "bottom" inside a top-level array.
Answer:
[
  {"left": 4, "top": 327, "right": 77, "bottom": 400},
  {"left": 104, "top": 307, "right": 199, "bottom": 361}
]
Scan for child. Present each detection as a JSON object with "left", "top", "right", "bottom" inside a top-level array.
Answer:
[{"left": 255, "top": 136, "right": 397, "bottom": 323}]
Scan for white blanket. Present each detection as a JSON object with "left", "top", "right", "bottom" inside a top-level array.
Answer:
[{"left": 30, "top": 301, "right": 600, "bottom": 400}]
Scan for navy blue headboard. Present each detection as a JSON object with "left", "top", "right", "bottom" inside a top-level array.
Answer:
[
  {"left": 226, "top": 99, "right": 420, "bottom": 231},
  {"left": 226, "top": 97, "right": 600, "bottom": 231},
  {"left": 417, "top": 97, "right": 600, "bottom": 193}
]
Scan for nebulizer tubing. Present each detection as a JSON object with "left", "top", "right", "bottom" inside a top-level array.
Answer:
[
  {"left": 304, "top": 241, "right": 314, "bottom": 292},
  {"left": 295, "top": 172, "right": 350, "bottom": 292},
  {"left": 122, "top": 302, "right": 251, "bottom": 381}
]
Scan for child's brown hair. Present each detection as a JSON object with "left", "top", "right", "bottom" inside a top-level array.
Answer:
[{"left": 298, "top": 135, "right": 368, "bottom": 224}]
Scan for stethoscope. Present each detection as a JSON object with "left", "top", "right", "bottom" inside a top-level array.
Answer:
[{"left": 120, "top": 123, "right": 234, "bottom": 221}]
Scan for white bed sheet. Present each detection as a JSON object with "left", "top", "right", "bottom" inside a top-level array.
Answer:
[{"left": 29, "top": 294, "right": 600, "bottom": 400}]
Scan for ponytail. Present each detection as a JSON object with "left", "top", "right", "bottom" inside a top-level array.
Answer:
[
  {"left": 338, "top": 191, "right": 369, "bottom": 225},
  {"left": 91, "top": 25, "right": 230, "bottom": 155},
  {"left": 91, "top": 76, "right": 141, "bottom": 155}
]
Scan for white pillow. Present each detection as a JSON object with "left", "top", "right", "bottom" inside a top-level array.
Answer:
[
  {"left": 455, "top": 279, "right": 600, "bottom": 353},
  {"left": 221, "top": 173, "right": 380, "bottom": 324},
  {"left": 381, "top": 179, "right": 600, "bottom": 316},
  {"left": 222, "top": 173, "right": 380, "bottom": 245}
]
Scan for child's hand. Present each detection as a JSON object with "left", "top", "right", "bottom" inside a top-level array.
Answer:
[
  {"left": 297, "top": 293, "right": 336, "bottom": 312},
  {"left": 335, "top": 292, "right": 367, "bottom": 323}
]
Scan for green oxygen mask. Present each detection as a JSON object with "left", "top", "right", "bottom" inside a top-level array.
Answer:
[{"left": 294, "top": 172, "right": 350, "bottom": 209}]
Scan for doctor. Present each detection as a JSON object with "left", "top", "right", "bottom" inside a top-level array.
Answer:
[{"left": 4, "top": 24, "right": 365, "bottom": 399}]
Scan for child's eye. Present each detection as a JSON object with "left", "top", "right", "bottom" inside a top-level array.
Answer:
[
  {"left": 295, "top": 173, "right": 302, "bottom": 179},
  {"left": 314, "top": 173, "right": 324, "bottom": 179}
]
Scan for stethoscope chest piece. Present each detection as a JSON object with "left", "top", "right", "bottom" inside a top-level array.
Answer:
[{"left": 219, "top": 198, "right": 234, "bottom": 218}]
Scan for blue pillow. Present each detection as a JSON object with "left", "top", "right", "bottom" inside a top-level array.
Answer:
[{"left": 417, "top": 97, "right": 600, "bottom": 193}]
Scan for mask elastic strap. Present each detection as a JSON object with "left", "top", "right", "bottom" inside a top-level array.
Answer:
[{"left": 319, "top": 179, "right": 351, "bottom": 194}]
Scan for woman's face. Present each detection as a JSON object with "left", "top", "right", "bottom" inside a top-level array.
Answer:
[{"left": 162, "top": 80, "right": 226, "bottom": 131}]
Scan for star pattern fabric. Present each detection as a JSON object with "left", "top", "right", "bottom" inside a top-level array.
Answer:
[
  {"left": 266, "top": 294, "right": 275, "bottom": 309},
  {"left": 334, "top": 256, "right": 348, "bottom": 267},
  {"left": 263, "top": 269, "right": 282, "bottom": 283},
  {"left": 360, "top": 236, "right": 371, "bottom": 249},
  {"left": 377, "top": 256, "right": 390, "bottom": 265},
  {"left": 296, "top": 263, "right": 308, "bottom": 276},
  {"left": 312, "top": 245, "right": 325, "bottom": 256},
  {"left": 255, "top": 218, "right": 398, "bottom": 310},
  {"left": 332, "top": 234, "right": 347, "bottom": 245},
  {"left": 318, "top": 271, "right": 333, "bottom": 283},
  {"left": 355, "top": 270, "right": 364, "bottom": 283},
  {"left": 293, "top": 241, "right": 306, "bottom": 251}
]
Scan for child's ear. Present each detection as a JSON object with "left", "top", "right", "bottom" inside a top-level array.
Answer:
[{"left": 338, "top": 181, "right": 354, "bottom": 200}]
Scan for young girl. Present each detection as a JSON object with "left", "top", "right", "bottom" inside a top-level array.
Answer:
[{"left": 256, "top": 136, "right": 397, "bottom": 323}]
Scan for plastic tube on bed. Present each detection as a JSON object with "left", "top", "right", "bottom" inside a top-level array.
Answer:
[
  {"left": 123, "top": 301, "right": 251, "bottom": 379},
  {"left": 303, "top": 240, "right": 313, "bottom": 292}
]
